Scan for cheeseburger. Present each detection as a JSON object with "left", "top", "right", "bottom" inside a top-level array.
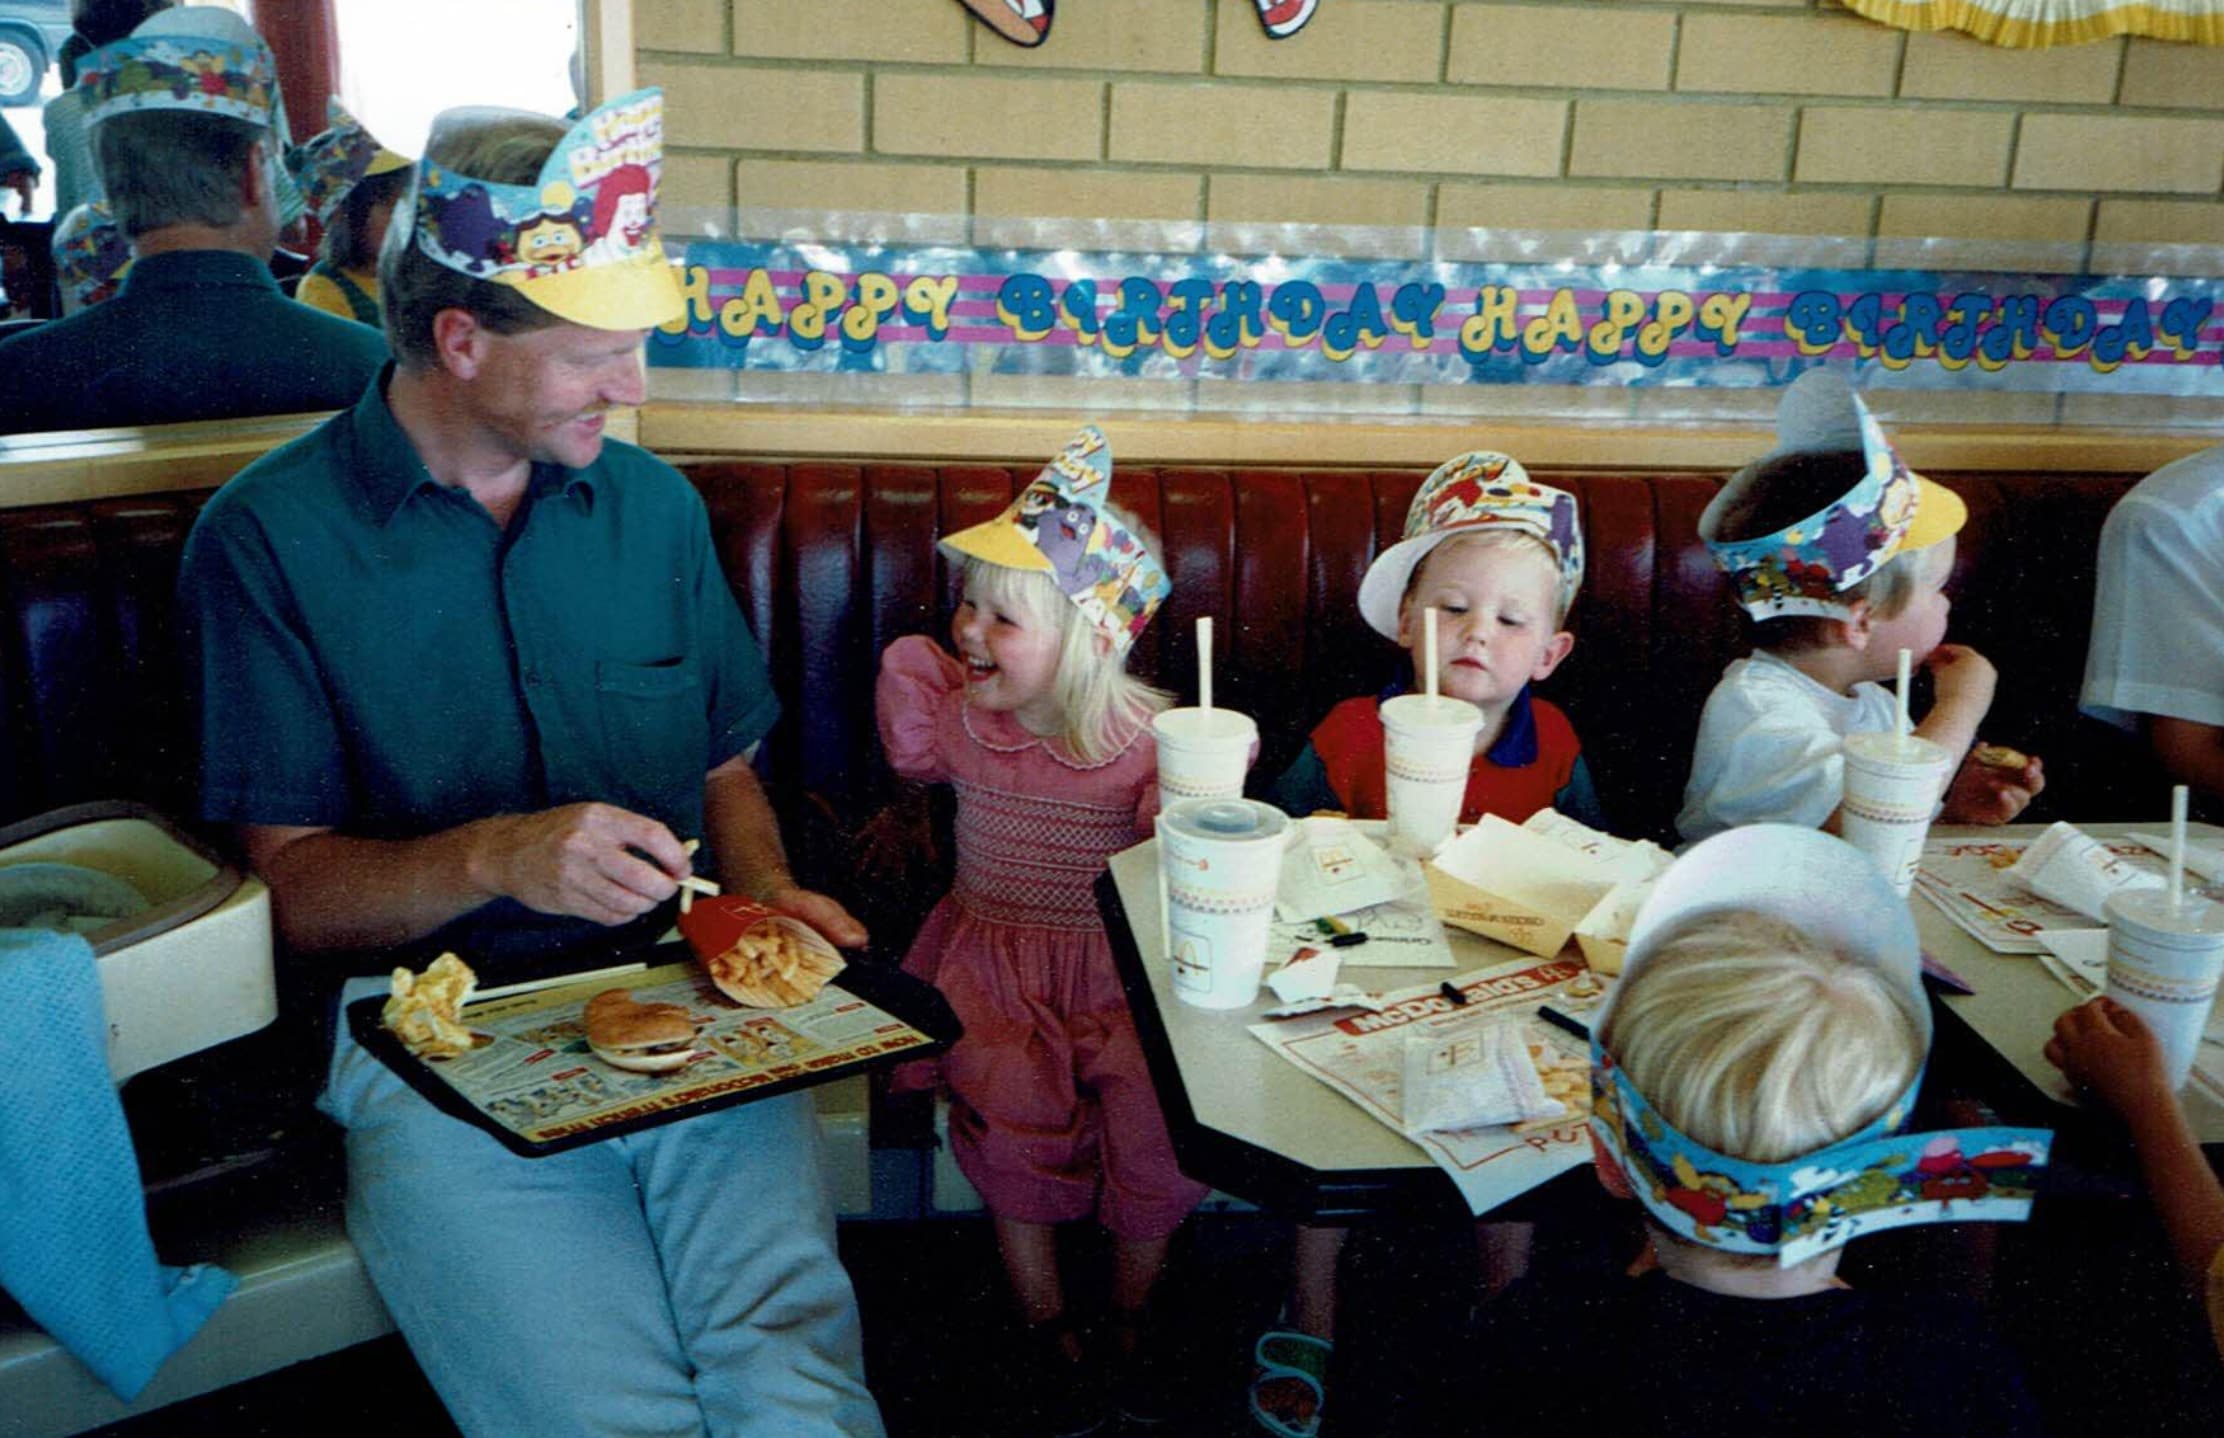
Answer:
[{"left": 583, "top": 989, "right": 700, "bottom": 1074}]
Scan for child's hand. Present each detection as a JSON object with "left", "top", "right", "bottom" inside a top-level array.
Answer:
[
  {"left": 1939, "top": 747, "right": 2044, "bottom": 825},
  {"left": 2045, "top": 997, "right": 2176, "bottom": 1121},
  {"left": 855, "top": 786, "right": 938, "bottom": 885},
  {"left": 1924, "top": 643, "right": 1998, "bottom": 715}
]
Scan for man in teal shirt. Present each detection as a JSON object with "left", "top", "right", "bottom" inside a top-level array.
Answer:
[{"left": 177, "top": 93, "right": 882, "bottom": 1438}]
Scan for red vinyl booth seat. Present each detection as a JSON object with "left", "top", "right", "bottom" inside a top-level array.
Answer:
[{"left": 0, "top": 462, "right": 2165, "bottom": 860}]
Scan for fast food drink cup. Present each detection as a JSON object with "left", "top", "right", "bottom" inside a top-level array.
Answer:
[
  {"left": 1159, "top": 798, "right": 1289, "bottom": 1009},
  {"left": 1153, "top": 707, "right": 1258, "bottom": 803},
  {"left": 1378, "top": 693, "right": 1484, "bottom": 857},
  {"left": 1838, "top": 731, "right": 1953, "bottom": 896},
  {"left": 2103, "top": 888, "right": 2224, "bottom": 1093}
]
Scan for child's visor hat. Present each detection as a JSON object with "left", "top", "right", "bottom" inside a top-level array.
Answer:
[
  {"left": 77, "top": 27, "right": 277, "bottom": 130},
  {"left": 402, "top": 89, "right": 683, "bottom": 331},
  {"left": 1357, "top": 453, "right": 1583, "bottom": 640},
  {"left": 1701, "top": 371, "right": 1968, "bottom": 622},
  {"left": 1589, "top": 825, "right": 2049, "bottom": 1267},
  {"left": 939, "top": 425, "right": 1171, "bottom": 654},
  {"left": 288, "top": 99, "right": 411, "bottom": 226}
]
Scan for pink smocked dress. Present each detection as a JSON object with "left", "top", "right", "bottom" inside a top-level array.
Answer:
[{"left": 876, "top": 636, "right": 1207, "bottom": 1240}]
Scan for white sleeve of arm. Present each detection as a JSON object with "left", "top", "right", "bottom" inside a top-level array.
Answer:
[{"left": 2083, "top": 493, "right": 2224, "bottom": 731}]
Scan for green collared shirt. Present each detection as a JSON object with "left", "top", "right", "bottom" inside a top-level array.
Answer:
[{"left": 179, "top": 368, "right": 779, "bottom": 967}]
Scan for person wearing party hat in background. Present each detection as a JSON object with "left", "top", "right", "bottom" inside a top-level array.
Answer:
[
  {"left": 1251, "top": 452, "right": 1597, "bottom": 1438},
  {"left": 1476, "top": 824, "right": 2047, "bottom": 1427},
  {"left": 51, "top": 198, "right": 131, "bottom": 313},
  {"left": 1678, "top": 370, "right": 2043, "bottom": 845},
  {"left": 288, "top": 100, "right": 411, "bottom": 326},
  {"left": 43, "top": 1, "right": 177, "bottom": 220},
  {"left": 0, "top": 5, "right": 384, "bottom": 433},
  {"left": 177, "top": 90, "right": 883, "bottom": 1437},
  {"left": 867, "top": 425, "right": 1206, "bottom": 1434}
]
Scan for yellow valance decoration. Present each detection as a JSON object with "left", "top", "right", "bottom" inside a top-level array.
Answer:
[{"left": 1844, "top": 0, "right": 2224, "bottom": 45}]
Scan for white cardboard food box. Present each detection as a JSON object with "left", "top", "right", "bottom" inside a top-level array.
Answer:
[
  {"left": 0, "top": 801, "right": 275, "bottom": 1082},
  {"left": 1425, "top": 811, "right": 1672, "bottom": 964}
]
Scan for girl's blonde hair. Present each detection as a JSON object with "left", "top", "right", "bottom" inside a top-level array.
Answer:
[
  {"left": 1599, "top": 911, "right": 1924, "bottom": 1165},
  {"left": 962, "top": 545, "right": 1171, "bottom": 766}
]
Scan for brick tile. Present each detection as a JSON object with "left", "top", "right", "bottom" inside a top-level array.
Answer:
[
  {"left": 1214, "top": 0, "right": 1443, "bottom": 83},
  {"left": 731, "top": 0, "right": 967, "bottom": 62},
  {"left": 642, "top": 61, "right": 863, "bottom": 152},
  {"left": 1656, "top": 189, "right": 1873, "bottom": 235},
  {"left": 1111, "top": 82, "right": 1335, "bottom": 169},
  {"left": 1571, "top": 100, "right": 1791, "bottom": 181},
  {"left": 877, "top": 73, "right": 1103, "bottom": 161},
  {"left": 1677, "top": 14, "right": 1900, "bottom": 96},
  {"left": 2014, "top": 113, "right": 2224, "bottom": 193},
  {"left": 1796, "top": 107, "right": 2011, "bottom": 186},
  {"left": 976, "top": 167, "right": 1201, "bottom": 221},
  {"left": 1877, "top": 193, "right": 2089, "bottom": 241},
  {"left": 1208, "top": 174, "right": 1427, "bottom": 228},
  {"left": 978, "top": 0, "right": 1206, "bottom": 73},
  {"left": 1342, "top": 92, "right": 1566, "bottom": 176},
  {"left": 1437, "top": 185, "right": 1654, "bottom": 259},
  {"left": 637, "top": 0, "right": 724, "bottom": 53},
  {"left": 1901, "top": 32, "right": 2121, "bottom": 104},
  {"left": 735, "top": 159, "right": 967, "bottom": 229},
  {"left": 2120, "top": 39, "right": 2224, "bottom": 110},
  {"left": 663, "top": 153, "right": 734, "bottom": 213},
  {"left": 1448, "top": 5, "right": 1674, "bottom": 91},
  {"left": 2094, "top": 198, "right": 2224, "bottom": 245}
]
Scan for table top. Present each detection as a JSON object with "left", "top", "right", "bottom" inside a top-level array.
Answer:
[
  {"left": 1923, "top": 822, "right": 2224, "bottom": 1145},
  {"left": 1102, "top": 819, "right": 2224, "bottom": 1220}
]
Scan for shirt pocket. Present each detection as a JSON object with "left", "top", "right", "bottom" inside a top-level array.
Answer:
[{"left": 595, "top": 658, "right": 708, "bottom": 812}]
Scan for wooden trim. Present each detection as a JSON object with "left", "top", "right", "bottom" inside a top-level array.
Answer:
[
  {"left": 638, "top": 402, "right": 2218, "bottom": 476},
  {"left": 3, "top": 401, "right": 2211, "bottom": 510},
  {"left": 580, "top": 0, "right": 634, "bottom": 106}
]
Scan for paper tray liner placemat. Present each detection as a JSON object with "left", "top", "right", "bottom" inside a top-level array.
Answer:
[{"left": 348, "top": 943, "right": 959, "bottom": 1158}]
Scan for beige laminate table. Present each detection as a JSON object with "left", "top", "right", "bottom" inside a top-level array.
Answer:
[{"left": 1100, "top": 822, "right": 2224, "bottom": 1221}]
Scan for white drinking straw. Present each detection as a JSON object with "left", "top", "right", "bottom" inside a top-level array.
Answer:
[
  {"left": 2171, "top": 783, "right": 2189, "bottom": 915},
  {"left": 1197, "top": 616, "right": 1214, "bottom": 713},
  {"left": 1895, "top": 648, "right": 1911, "bottom": 740},
  {"left": 1424, "top": 607, "right": 1439, "bottom": 703}
]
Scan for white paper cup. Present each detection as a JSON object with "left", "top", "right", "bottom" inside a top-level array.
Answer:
[
  {"left": 1159, "top": 798, "right": 1289, "bottom": 1009},
  {"left": 1839, "top": 731, "right": 1953, "bottom": 896},
  {"left": 2104, "top": 888, "right": 2224, "bottom": 1093},
  {"left": 1378, "top": 694, "right": 1484, "bottom": 857},
  {"left": 1153, "top": 707, "right": 1258, "bottom": 803}
]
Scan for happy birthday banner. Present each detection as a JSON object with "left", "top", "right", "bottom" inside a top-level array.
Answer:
[{"left": 652, "top": 232, "right": 2224, "bottom": 395}]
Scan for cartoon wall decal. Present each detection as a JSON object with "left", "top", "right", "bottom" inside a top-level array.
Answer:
[
  {"left": 1254, "top": 0, "right": 1319, "bottom": 38},
  {"left": 957, "top": 0, "right": 1052, "bottom": 47}
]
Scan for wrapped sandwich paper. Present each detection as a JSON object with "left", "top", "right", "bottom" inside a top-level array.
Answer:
[
  {"left": 2006, "top": 822, "right": 2162, "bottom": 923},
  {"left": 1424, "top": 811, "right": 1672, "bottom": 968}
]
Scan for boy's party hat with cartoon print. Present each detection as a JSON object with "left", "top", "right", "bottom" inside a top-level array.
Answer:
[
  {"left": 1356, "top": 451, "right": 1584, "bottom": 638},
  {"left": 289, "top": 99, "right": 411, "bottom": 226}
]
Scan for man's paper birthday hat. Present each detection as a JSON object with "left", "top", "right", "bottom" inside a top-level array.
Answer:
[
  {"left": 1589, "top": 825, "right": 2050, "bottom": 1267},
  {"left": 78, "top": 30, "right": 276, "bottom": 129},
  {"left": 1700, "top": 372, "right": 1968, "bottom": 621},
  {"left": 289, "top": 100, "right": 410, "bottom": 226},
  {"left": 404, "top": 89, "right": 683, "bottom": 330},
  {"left": 939, "top": 426, "right": 1171, "bottom": 653},
  {"left": 1357, "top": 452, "right": 1584, "bottom": 639}
]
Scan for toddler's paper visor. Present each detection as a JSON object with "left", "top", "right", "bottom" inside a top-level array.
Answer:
[
  {"left": 497, "top": 245, "right": 687, "bottom": 330},
  {"left": 1902, "top": 472, "right": 1967, "bottom": 554},
  {"left": 940, "top": 515, "right": 1057, "bottom": 575},
  {"left": 1357, "top": 530, "right": 1448, "bottom": 639}
]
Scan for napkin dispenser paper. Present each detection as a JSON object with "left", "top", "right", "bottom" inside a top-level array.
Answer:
[
  {"left": 0, "top": 801, "right": 275, "bottom": 1082},
  {"left": 1424, "top": 811, "right": 1671, "bottom": 965}
]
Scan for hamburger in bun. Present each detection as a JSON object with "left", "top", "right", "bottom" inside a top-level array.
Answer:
[{"left": 583, "top": 989, "right": 700, "bottom": 1074}]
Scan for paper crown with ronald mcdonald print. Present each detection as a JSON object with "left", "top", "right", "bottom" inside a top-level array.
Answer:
[
  {"left": 938, "top": 426, "right": 1171, "bottom": 653},
  {"left": 1700, "top": 371, "right": 1968, "bottom": 622},
  {"left": 288, "top": 100, "right": 411, "bottom": 226},
  {"left": 1588, "top": 826, "right": 2050, "bottom": 1267},
  {"left": 77, "top": 30, "right": 277, "bottom": 129},
  {"left": 403, "top": 89, "right": 683, "bottom": 330},
  {"left": 1356, "top": 452, "right": 1584, "bottom": 639}
]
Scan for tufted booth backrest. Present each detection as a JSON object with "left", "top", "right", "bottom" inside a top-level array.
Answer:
[{"left": 0, "top": 462, "right": 2165, "bottom": 855}]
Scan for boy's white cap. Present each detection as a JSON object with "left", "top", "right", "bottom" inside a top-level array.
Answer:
[{"left": 1605, "top": 824, "right": 1929, "bottom": 1045}]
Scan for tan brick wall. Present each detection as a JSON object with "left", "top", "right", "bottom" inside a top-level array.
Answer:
[{"left": 635, "top": 0, "right": 2224, "bottom": 255}]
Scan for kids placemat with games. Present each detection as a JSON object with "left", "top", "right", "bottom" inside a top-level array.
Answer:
[{"left": 348, "top": 946, "right": 958, "bottom": 1157}]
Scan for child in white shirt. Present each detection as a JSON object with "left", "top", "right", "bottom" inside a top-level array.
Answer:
[{"left": 1678, "top": 373, "right": 2043, "bottom": 845}]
